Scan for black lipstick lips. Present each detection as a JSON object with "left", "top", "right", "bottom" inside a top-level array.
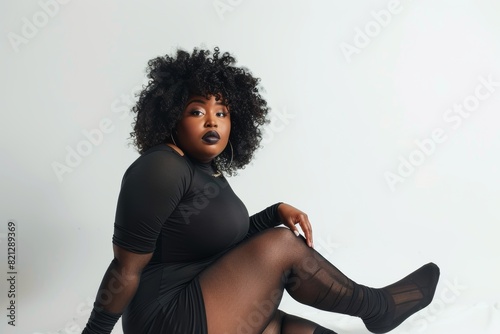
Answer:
[{"left": 202, "top": 131, "right": 220, "bottom": 144}]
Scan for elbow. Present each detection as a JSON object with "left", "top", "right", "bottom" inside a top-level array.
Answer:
[
  {"left": 112, "top": 244, "right": 154, "bottom": 277},
  {"left": 104, "top": 259, "right": 141, "bottom": 292},
  {"left": 111, "top": 257, "right": 142, "bottom": 282}
]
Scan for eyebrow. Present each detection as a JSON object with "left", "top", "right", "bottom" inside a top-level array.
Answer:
[{"left": 186, "top": 99, "right": 227, "bottom": 107}]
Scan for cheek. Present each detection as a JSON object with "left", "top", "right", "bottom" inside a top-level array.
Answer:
[
  {"left": 224, "top": 119, "right": 232, "bottom": 134},
  {"left": 178, "top": 120, "right": 199, "bottom": 140}
]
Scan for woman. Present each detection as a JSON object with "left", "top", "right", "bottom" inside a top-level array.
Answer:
[{"left": 82, "top": 47, "right": 440, "bottom": 334}]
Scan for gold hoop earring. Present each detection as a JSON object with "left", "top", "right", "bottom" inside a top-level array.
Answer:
[
  {"left": 227, "top": 140, "right": 233, "bottom": 169},
  {"left": 210, "top": 141, "right": 233, "bottom": 178},
  {"left": 170, "top": 133, "right": 178, "bottom": 146}
]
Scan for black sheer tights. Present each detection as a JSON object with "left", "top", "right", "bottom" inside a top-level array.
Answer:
[
  {"left": 262, "top": 310, "right": 336, "bottom": 334},
  {"left": 199, "top": 227, "right": 439, "bottom": 334}
]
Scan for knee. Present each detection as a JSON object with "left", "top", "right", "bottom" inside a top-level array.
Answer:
[
  {"left": 268, "top": 227, "right": 307, "bottom": 248},
  {"left": 254, "top": 227, "right": 308, "bottom": 257}
]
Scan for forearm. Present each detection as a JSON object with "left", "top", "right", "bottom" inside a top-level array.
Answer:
[
  {"left": 247, "top": 202, "right": 283, "bottom": 237},
  {"left": 94, "top": 258, "right": 141, "bottom": 312},
  {"left": 82, "top": 259, "right": 141, "bottom": 334}
]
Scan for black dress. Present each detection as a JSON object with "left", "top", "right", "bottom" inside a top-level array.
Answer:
[{"left": 112, "top": 144, "right": 281, "bottom": 333}]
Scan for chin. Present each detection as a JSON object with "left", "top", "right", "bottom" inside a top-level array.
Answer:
[{"left": 197, "top": 149, "right": 222, "bottom": 161}]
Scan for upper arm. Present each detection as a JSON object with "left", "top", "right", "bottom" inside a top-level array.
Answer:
[{"left": 112, "top": 150, "right": 192, "bottom": 254}]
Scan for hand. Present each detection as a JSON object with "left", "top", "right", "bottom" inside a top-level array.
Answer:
[{"left": 277, "top": 203, "right": 314, "bottom": 248}]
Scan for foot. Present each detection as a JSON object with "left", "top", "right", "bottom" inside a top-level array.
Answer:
[{"left": 363, "top": 262, "right": 440, "bottom": 333}]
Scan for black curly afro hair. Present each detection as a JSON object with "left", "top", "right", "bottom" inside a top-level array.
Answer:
[{"left": 130, "top": 47, "right": 269, "bottom": 176}]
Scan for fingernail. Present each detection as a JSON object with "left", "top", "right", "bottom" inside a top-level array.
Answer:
[{"left": 294, "top": 230, "right": 300, "bottom": 237}]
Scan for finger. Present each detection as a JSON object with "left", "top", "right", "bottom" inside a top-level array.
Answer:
[
  {"left": 300, "top": 215, "right": 313, "bottom": 248},
  {"left": 286, "top": 218, "right": 300, "bottom": 237}
]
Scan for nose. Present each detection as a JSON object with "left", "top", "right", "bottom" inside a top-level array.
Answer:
[{"left": 204, "top": 113, "right": 218, "bottom": 128}]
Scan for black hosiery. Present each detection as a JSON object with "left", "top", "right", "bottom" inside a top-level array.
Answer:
[
  {"left": 283, "top": 241, "right": 440, "bottom": 333},
  {"left": 283, "top": 239, "right": 440, "bottom": 334},
  {"left": 313, "top": 327, "right": 337, "bottom": 334},
  {"left": 361, "top": 263, "right": 440, "bottom": 333},
  {"left": 199, "top": 227, "right": 439, "bottom": 334},
  {"left": 261, "top": 310, "right": 337, "bottom": 334}
]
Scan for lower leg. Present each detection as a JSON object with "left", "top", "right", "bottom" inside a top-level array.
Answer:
[
  {"left": 313, "top": 327, "right": 337, "bottom": 334},
  {"left": 284, "top": 237, "right": 440, "bottom": 333},
  {"left": 282, "top": 312, "right": 337, "bottom": 334},
  {"left": 262, "top": 310, "right": 337, "bottom": 334}
]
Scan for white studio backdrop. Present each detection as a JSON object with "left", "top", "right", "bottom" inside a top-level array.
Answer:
[{"left": 1, "top": 0, "right": 499, "bottom": 333}]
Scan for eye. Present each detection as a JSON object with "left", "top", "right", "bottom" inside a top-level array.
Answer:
[
  {"left": 216, "top": 111, "right": 229, "bottom": 117},
  {"left": 190, "top": 110, "right": 204, "bottom": 116}
]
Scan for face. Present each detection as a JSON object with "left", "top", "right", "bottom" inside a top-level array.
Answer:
[{"left": 175, "top": 95, "right": 231, "bottom": 163}]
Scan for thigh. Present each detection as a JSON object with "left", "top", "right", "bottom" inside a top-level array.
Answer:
[{"left": 199, "top": 227, "right": 302, "bottom": 334}]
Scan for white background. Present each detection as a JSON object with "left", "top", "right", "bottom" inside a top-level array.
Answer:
[{"left": 1, "top": 0, "right": 499, "bottom": 333}]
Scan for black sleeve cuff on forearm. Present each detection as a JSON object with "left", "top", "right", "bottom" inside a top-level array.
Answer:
[
  {"left": 247, "top": 202, "right": 283, "bottom": 237},
  {"left": 82, "top": 305, "right": 122, "bottom": 334}
]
